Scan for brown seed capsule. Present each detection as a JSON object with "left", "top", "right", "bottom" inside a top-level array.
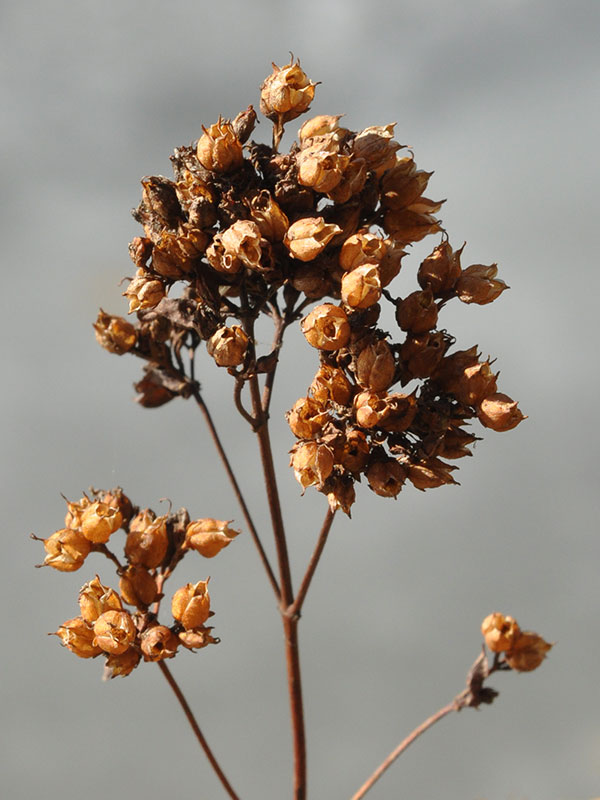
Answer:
[
  {"left": 504, "top": 630, "right": 553, "bottom": 672},
  {"left": 100, "top": 487, "right": 134, "bottom": 526},
  {"left": 339, "top": 231, "right": 386, "bottom": 271},
  {"left": 79, "top": 576, "right": 123, "bottom": 623},
  {"left": 287, "top": 396, "right": 331, "bottom": 439},
  {"left": 406, "top": 457, "right": 458, "bottom": 490},
  {"left": 341, "top": 263, "right": 382, "bottom": 309},
  {"left": 205, "top": 237, "right": 242, "bottom": 276},
  {"left": 124, "top": 269, "right": 166, "bottom": 314},
  {"left": 125, "top": 515, "right": 169, "bottom": 569},
  {"left": 381, "top": 157, "right": 433, "bottom": 210},
  {"left": 54, "top": 617, "right": 103, "bottom": 659},
  {"left": 184, "top": 519, "right": 240, "bottom": 558},
  {"left": 339, "top": 428, "right": 370, "bottom": 474},
  {"left": 355, "top": 339, "right": 396, "bottom": 391},
  {"left": 94, "top": 310, "right": 137, "bottom": 355},
  {"left": 327, "top": 157, "right": 368, "bottom": 204},
  {"left": 206, "top": 325, "right": 249, "bottom": 367},
  {"left": 197, "top": 117, "right": 243, "bottom": 173},
  {"left": 172, "top": 581, "right": 211, "bottom": 630},
  {"left": 353, "top": 390, "right": 389, "bottom": 429},
  {"left": 481, "top": 612, "right": 521, "bottom": 653},
  {"left": 80, "top": 502, "right": 123, "bottom": 544},
  {"left": 104, "top": 647, "right": 141, "bottom": 678},
  {"left": 151, "top": 226, "right": 209, "bottom": 278},
  {"left": 417, "top": 241, "right": 464, "bottom": 295},
  {"left": 219, "top": 220, "right": 263, "bottom": 270},
  {"left": 352, "top": 124, "right": 401, "bottom": 177},
  {"left": 128, "top": 236, "right": 153, "bottom": 269},
  {"left": 396, "top": 289, "right": 439, "bottom": 333},
  {"left": 134, "top": 373, "right": 176, "bottom": 408},
  {"left": 231, "top": 105, "right": 257, "bottom": 144},
  {"left": 260, "top": 58, "right": 316, "bottom": 123},
  {"left": 301, "top": 304, "right": 351, "bottom": 351},
  {"left": 383, "top": 208, "right": 442, "bottom": 243},
  {"left": 478, "top": 393, "right": 526, "bottom": 432},
  {"left": 64, "top": 495, "right": 91, "bottom": 530},
  {"left": 119, "top": 565, "right": 158, "bottom": 608},
  {"left": 438, "top": 426, "right": 479, "bottom": 459},
  {"left": 298, "top": 114, "right": 344, "bottom": 143},
  {"left": 448, "top": 362, "right": 498, "bottom": 407},
  {"left": 140, "top": 625, "right": 179, "bottom": 662},
  {"left": 310, "top": 365, "right": 353, "bottom": 408},
  {"left": 247, "top": 190, "right": 289, "bottom": 242},
  {"left": 378, "top": 392, "right": 418, "bottom": 432},
  {"left": 297, "top": 142, "right": 349, "bottom": 194},
  {"left": 456, "top": 264, "right": 508, "bottom": 305},
  {"left": 42, "top": 528, "right": 91, "bottom": 572},
  {"left": 93, "top": 610, "right": 137, "bottom": 656},
  {"left": 326, "top": 474, "right": 356, "bottom": 516},
  {"left": 178, "top": 626, "right": 219, "bottom": 651},
  {"left": 366, "top": 459, "right": 407, "bottom": 498},
  {"left": 400, "top": 332, "right": 447, "bottom": 378},
  {"left": 290, "top": 441, "right": 334, "bottom": 490},
  {"left": 284, "top": 217, "right": 342, "bottom": 262}
]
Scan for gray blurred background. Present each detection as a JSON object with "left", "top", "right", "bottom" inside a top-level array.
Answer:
[{"left": 2, "top": 1, "right": 599, "bottom": 798}]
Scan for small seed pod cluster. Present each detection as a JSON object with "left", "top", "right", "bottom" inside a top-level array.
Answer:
[
  {"left": 94, "top": 57, "right": 524, "bottom": 512},
  {"left": 481, "top": 613, "right": 552, "bottom": 672},
  {"left": 36, "top": 488, "right": 239, "bottom": 677}
]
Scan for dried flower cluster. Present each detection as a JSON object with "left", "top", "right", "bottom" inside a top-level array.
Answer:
[
  {"left": 481, "top": 612, "right": 553, "bottom": 672},
  {"left": 35, "top": 487, "right": 239, "bottom": 677},
  {"left": 93, "top": 57, "right": 524, "bottom": 515}
]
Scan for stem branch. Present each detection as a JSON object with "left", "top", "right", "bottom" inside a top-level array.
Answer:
[{"left": 289, "top": 507, "right": 336, "bottom": 618}]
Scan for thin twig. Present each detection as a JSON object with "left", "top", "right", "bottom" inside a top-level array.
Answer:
[
  {"left": 288, "top": 507, "right": 336, "bottom": 618},
  {"left": 234, "top": 376, "right": 257, "bottom": 428},
  {"left": 350, "top": 701, "right": 458, "bottom": 800},
  {"left": 261, "top": 315, "right": 285, "bottom": 415},
  {"left": 192, "top": 387, "right": 280, "bottom": 600},
  {"left": 157, "top": 661, "right": 241, "bottom": 800}
]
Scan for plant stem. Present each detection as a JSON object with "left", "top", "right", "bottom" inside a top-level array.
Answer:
[
  {"left": 192, "top": 387, "right": 280, "bottom": 600},
  {"left": 289, "top": 507, "right": 336, "bottom": 618},
  {"left": 350, "top": 701, "right": 458, "bottom": 800},
  {"left": 158, "top": 661, "right": 241, "bottom": 800}
]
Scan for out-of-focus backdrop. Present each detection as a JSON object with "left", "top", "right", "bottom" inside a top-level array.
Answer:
[{"left": 3, "top": 1, "right": 599, "bottom": 798}]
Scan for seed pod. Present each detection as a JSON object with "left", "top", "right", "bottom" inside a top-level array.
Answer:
[
  {"left": 504, "top": 631, "right": 553, "bottom": 672},
  {"left": 381, "top": 159, "right": 433, "bottom": 210},
  {"left": 140, "top": 625, "right": 179, "bottom": 662},
  {"left": 301, "top": 304, "right": 351, "bottom": 351},
  {"left": 178, "top": 626, "right": 219, "bottom": 651},
  {"left": 287, "top": 396, "right": 331, "bottom": 439},
  {"left": 290, "top": 441, "right": 334, "bottom": 490},
  {"left": 400, "top": 332, "right": 447, "bottom": 379},
  {"left": 341, "top": 263, "right": 381, "bottom": 309},
  {"left": 326, "top": 474, "right": 356, "bottom": 515},
  {"left": 417, "top": 241, "right": 464, "bottom": 295},
  {"left": 220, "top": 220, "right": 263, "bottom": 270},
  {"left": 119, "top": 565, "right": 158, "bottom": 608},
  {"left": 104, "top": 647, "right": 141, "bottom": 678},
  {"left": 260, "top": 58, "right": 316, "bottom": 123},
  {"left": 339, "top": 428, "right": 370, "bottom": 474},
  {"left": 478, "top": 393, "right": 526, "bottom": 432},
  {"left": 123, "top": 269, "right": 166, "bottom": 314},
  {"left": 80, "top": 502, "right": 123, "bottom": 544},
  {"left": 355, "top": 339, "right": 396, "bottom": 391},
  {"left": 172, "top": 581, "right": 211, "bottom": 630},
  {"left": 93, "top": 610, "right": 137, "bottom": 656},
  {"left": 456, "top": 263, "right": 508, "bottom": 305},
  {"left": 284, "top": 217, "right": 341, "bottom": 262},
  {"left": 54, "top": 617, "right": 102, "bottom": 659},
  {"left": 352, "top": 124, "right": 400, "bottom": 177},
  {"left": 247, "top": 190, "right": 289, "bottom": 242},
  {"left": 406, "top": 457, "right": 458, "bottom": 490},
  {"left": 79, "top": 576, "right": 123, "bottom": 623},
  {"left": 327, "top": 158, "right": 368, "bottom": 204},
  {"left": 184, "top": 519, "right": 240, "bottom": 558},
  {"left": 396, "top": 289, "right": 439, "bottom": 333},
  {"left": 383, "top": 208, "right": 442, "bottom": 243},
  {"left": 206, "top": 325, "right": 249, "bottom": 367},
  {"left": 297, "top": 143, "right": 349, "bottom": 194},
  {"left": 481, "top": 612, "right": 521, "bottom": 653},
  {"left": 298, "top": 114, "right": 344, "bottom": 144},
  {"left": 197, "top": 117, "right": 243, "bottom": 173},
  {"left": 42, "top": 528, "right": 91, "bottom": 572},
  {"left": 366, "top": 459, "right": 407, "bottom": 497},
  {"left": 94, "top": 310, "right": 137, "bottom": 355},
  {"left": 125, "top": 515, "right": 169, "bottom": 569},
  {"left": 310, "top": 365, "right": 353, "bottom": 408}
]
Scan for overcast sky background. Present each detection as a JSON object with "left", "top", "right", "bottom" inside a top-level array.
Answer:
[{"left": 2, "top": 1, "right": 600, "bottom": 799}]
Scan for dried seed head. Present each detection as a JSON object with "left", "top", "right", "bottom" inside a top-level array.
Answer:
[
  {"left": 79, "top": 576, "right": 123, "bottom": 624},
  {"left": 366, "top": 458, "right": 407, "bottom": 497},
  {"left": 94, "top": 310, "right": 137, "bottom": 355},
  {"left": 104, "top": 647, "right": 141, "bottom": 678},
  {"left": 352, "top": 124, "right": 401, "bottom": 177},
  {"left": 124, "top": 269, "right": 166, "bottom": 314},
  {"left": 54, "top": 617, "right": 102, "bottom": 659},
  {"left": 355, "top": 339, "right": 396, "bottom": 392},
  {"left": 93, "top": 610, "right": 137, "bottom": 655},
  {"left": 456, "top": 264, "right": 508, "bottom": 305},
  {"left": 184, "top": 519, "right": 240, "bottom": 558},
  {"left": 119, "top": 565, "right": 158, "bottom": 608},
  {"left": 247, "top": 190, "right": 289, "bottom": 242},
  {"left": 197, "top": 118, "right": 244, "bottom": 173},
  {"left": 260, "top": 58, "right": 316, "bottom": 122},
  {"left": 478, "top": 393, "right": 526, "bottom": 432},
  {"left": 341, "top": 263, "right": 382, "bottom": 309},
  {"left": 418, "top": 241, "right": 464, "bottom": 295},
  {"left": 140, "top": 625, "right": 179, "bottom": 662},
  {"left": 206, "top": 325, "right": 249, "bottom": 367},
  {"left": 504, "top": 631, "right": 553, "bottom": 672},
  {"left": 125, "top": 515, "right": 169, "bottom": 569},
  {"left": 80, "top": 501, "right": 123, "bottom": 544},
  {"left": 301, "top": 304, "right": 351, "bottom": 351},
  {"left": 310, "top": 365, "right": 354, "bottom": 408},
  {"left": 206, "top": 237, "right": 242, "bottom": 276},
  {"left": 481, "top": 612, "right": 521, "bottom": 653},
  {"left": 171, "top": 581, "right": 211, "bottom": 630},
  {"left": 42, "top": 528, "right": 91, "bottom": 572},
  {"left": 178, "top": 626, "right": 219, "bottom": 651},
  {"left": 287, "top": 396, "right": 331, "bottom": 439},
  {"left": 396, "top": 289, "right": 439, "bottom": 333},
  {"left": 291, "top": 441, "right": 334, "bottom": 490},
  {"left": 298, "top": 114, "right": 344, "bottom": 144},
  {"left": 284, "top": 217, "right": 341, "bottom": 262},
  {"left": 406, "top": 456, "right": 458, "bottom": 490},
  {"left": 297, "top": 143, "right": 349, "bottom": 194}
]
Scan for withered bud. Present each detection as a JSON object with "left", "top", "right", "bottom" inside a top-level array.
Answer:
[
  {"left": 505, "top": 630, "right": 553, "bottom": 672},
  {"left": 310, "top": 365, "right": 353, "bottom": 408},
  {"left": 54, "top": 617, "right": 102, "bottom": 659},
  {"left": 232, "top": 105, "right": 257, "bottom": 144},
  {"left": 284, "top": 217, "right": 341, "bottom": 262},
  {"left": 197, "top": 118, "right": 244, "bottom": 173},
  {"left": 326, "top": 474, "right": 356, "bottom": 516},
  {"left": 42, "top": 528, "right": 91, "bottom": 572},
  {"left": 94, "top": 310, "right": 137, "bottom": 355},
  {"left": 418, "top": 241, "right": 464, "bottom": 295},
  {"left": 341, "top": 263, "right": 382, "bottom": 310},
  {"left": 366, "top": 458, "right": 407, "bottom": 498},
  {"left": 184, "top": 519, "right": 240, "bottom": 558},
  {"left": 119, "top": 565, "right": 158, "bottom": 608},
  {"left": 287, "top": 396, "right": 332, "bottom": 439},
  {"left": 139, "top": 176, "right": 182, "bottom": 230},
  {"left": 352, "top": 124, "right": 401, "bottom": 177},
  {"left": 80, "top": 502, "right": 123, "bottom": 544},
  {"left": 247, "top": 190, "right": 289, "bottom": 242},
  {"left": 260, "top": 58, "right": 316, "bottom": 122},
  {"left": 481, "top": 612, "right": 521, "bottom": 653},
  {"left": 124, "top": 269, "right": 166, "bottom": 314},
  {"left": 206, "top": 325, "right": 249, "bottom": 367},
  {"left": 178, "top": 626, "right": 219, "bottom": 651},
  {"left": 355, "top": 339, "right": 396, "bottom": 391},
  {"left": 298, "top": 114, "right": 344, "bottom": 143},
  {"left": 290, "top": 441, "right": 334, "bottom": 490},
  {"left": 396, "top": 288, "right": 439, "bottom": 333},
  {"left": 134, "top": 373, "right": 176, "bottom": 408},
  {"left": 93, "top": 610, "right": 137, "bottom": 655},
  {"left": 79, "top": 576, "right": 123, "bottom": 623},
  {"left": 406, "top": 457, "right": 458, "bottom": 490},
  {"left": 140, "top": 625, "right": 179, "bottom": 662},
  {"left": 125, "top": 515, "right": 169, "bottom": 569},
  {"left": 456, "top": 264, "right": 509, "bottom": 305},
  {"left": 104, "top": 647, "right": 141, "bottom": 678},
  {"left": 301, "top": 304, "right": 350, "bottom": 351},
  {"left": 478, "top": 393, "right": 526, "bottom": 432},
  {"left": 172, "top": 580, "right": 211, "bottom": 630}
]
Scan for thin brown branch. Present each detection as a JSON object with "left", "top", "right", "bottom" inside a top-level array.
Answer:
[
  {"left": 157, "top": 661, "right": 241, "bottom": 800},
  {"left": 261, "top": 315, "right": 285, "bottom": 415},
  {"left": 288, "top": 507, "right": 336, "bottom": 618},
  {"left": 234, "top": 377, "right": 258, "bottom": 428},
  {"left": 192, "top": 387, "right": 280, "bottom": 600}
]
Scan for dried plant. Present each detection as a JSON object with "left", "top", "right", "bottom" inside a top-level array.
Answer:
[{"left": 34, "top": 58, "right": 550, "bottom": 799}]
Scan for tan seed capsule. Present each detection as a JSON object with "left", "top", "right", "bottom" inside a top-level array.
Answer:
[
  {"left": 80, "top": 501, "right": 123, "bottom": 544},
  {"left": 417, "top": 241, "right": 464, "bottom": 295},
  {"left": 291, "top": 441, "right": 334, "bottom": 490},
  {"left": 406, "top": 457, "right": 458, "bottom": 490},
  {"left": 287, "top": 396, "right": 331, "bottom": 439},
  {"left": 284, "top": 217, "right": 342, "bottom": 262},
  {"left": 260, "top": 58, "right": 316, "bottom": 122},
  {"left": 301, "top": 304, "right": 350, "bottom": 351},
  {"left": 456, "top": 263, "right": 509, "bottom": 305},
  {"left": 478, "top": 393, "right": 526, "bottom": 432},
  {"left": 171, "top": 581, "right": 211, "bottom": 630},
  {"left": 125, "top": 515, "right": 169, "bottom": 569},
  {"left": 504, "top": 631, "right": 553, "bottom": 672},
  {"left": 206, "top": 325, "right": 249, "bottom": 367},
  {"left": 310, "top": 365, "right": 354, "bottom": 408},
  {"left": 247, "top": 190, "right": 289, "bottom": 242},
  {"left": 104, "top": 647, "right": 141, "bottom": 678},
  {"left": 184, "top": 519, "right": 240, "bottom": 558},
  {"left": 140, "top": 625, "right": 179, "bottom": 662},
  {"left": 481, "top": 612, "right": 521, "bottom": 653},
  {"left": 54, "top": 617, "right": 102, "bottom": 659},
  {"left": 42, "top": 528, "right": 91, "bottom": 572},
  {"left": 298, "top": 114, "right": 344, "bottom": 143},
  {"left": 341, "top": 263, "right": 382, "bottom": 309},
  {"left": 396, "top": 289, "right": 439, "bottom": 333},
  {"left": 79, "top": 576, "right": 123, "bottom": 623},
  {"left": 355, "top": 339, "right": 396, "bottom": 391},
  {"left": 119, "top": 565, "right": 158, "bottom": 608},
  {"left": 94, "top": 310, "right": 137, "bottom": 355},
  {"left": 178, "top": 626, "right": 219, "bottom": 651},
  {"left": 93, "top": 610, "right": 137, "bottom": 656},
  {"left": 366, "top": 459, "right": 407, "bottom": 498},
  {"left": 352, "top": 124, "right": 400, "bottom": 177},
  {"left": 123, "top": 269, "right": 166, "bottom": 314},
  {"left": 196, "top": 117, "right": 243, "bottom": 173}
]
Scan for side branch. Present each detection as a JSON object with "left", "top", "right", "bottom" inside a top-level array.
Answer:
[
  {"left": 158, "top": 661, "right": 241, "bottom": 800},
  {"left": 288, "top": 507, "right": 336, "bottom": 618}
]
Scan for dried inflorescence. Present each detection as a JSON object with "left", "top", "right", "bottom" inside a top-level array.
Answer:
[
  {"left": 36, "top": 488, "right": 239, "bottom": 677},
  {"left": 93, "top": 56, "right": 524, "bottom": 518},
  {"left": 481, "top": 612, "right": 553, "bottom": 672}
]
